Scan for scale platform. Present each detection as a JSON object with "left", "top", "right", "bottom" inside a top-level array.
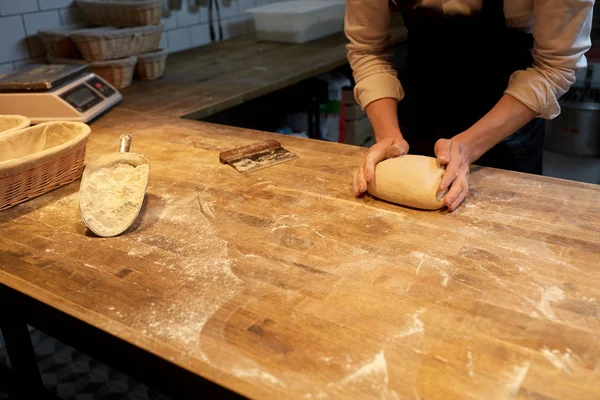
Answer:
[{"left": 0, "top": 64, "right": 122, "bottom": 124}]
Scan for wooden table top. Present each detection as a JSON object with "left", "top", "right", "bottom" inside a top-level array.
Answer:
[
  {"left": 1, "top": 108, "right": 600, "bottom": 399},
  {"left": 118, "top": 23, "right": 408, "bottom": 120}
]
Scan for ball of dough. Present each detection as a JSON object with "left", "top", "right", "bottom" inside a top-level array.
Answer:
[{"left": 367, "top": 155, "right": 446, "bottom": 210}]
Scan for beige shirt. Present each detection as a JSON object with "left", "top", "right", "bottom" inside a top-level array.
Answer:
[{"left": 345, "top": 0, "right": 594, "bottom": 119}]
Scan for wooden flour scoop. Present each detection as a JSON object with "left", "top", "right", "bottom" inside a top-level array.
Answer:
[
  {"left": 219, "top": 140, "right": 297, "bottom": 173},
  {"left": 79, "top": 134, "right": 150, "bottom": 237}
]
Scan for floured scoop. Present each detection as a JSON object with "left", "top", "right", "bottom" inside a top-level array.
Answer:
[{"left": 79, "top": 149, "right": 149, "bottom": 237}]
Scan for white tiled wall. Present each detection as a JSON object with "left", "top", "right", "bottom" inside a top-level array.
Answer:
[{"left": 0, "top": 0, "right": 289, "bottom": 74}]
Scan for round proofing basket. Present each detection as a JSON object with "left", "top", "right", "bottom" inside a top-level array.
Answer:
[
  {"left": 0, "top": 115, "right": 30, "bottom": 135},
  {"left": 46, "top": 54, "right": 87, "bottom": 65},
  {"left": 76, "top": 0, "right": 163, "bottom": 27},
  {"left": 38, "top": 24, "right": 89, "bottom": 59},
  {"left": 0, "top": 122, "right": 91, "bottom": 211},
  {"left": 91, "top": 56, "right": 138, "bottom": 89},
  {"left": 71, "top": 24, "right": 164, "bottom": 62},
  {"left": 135, "top": 48, "right": 168, "bottom": 80},
  {"left": 47, "top": 54, "right": 137, "bottom": 89}
]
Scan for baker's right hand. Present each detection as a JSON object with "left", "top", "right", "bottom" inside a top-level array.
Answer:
[{"left": 353, "top": 136, "right": 410, "bottom": 196}]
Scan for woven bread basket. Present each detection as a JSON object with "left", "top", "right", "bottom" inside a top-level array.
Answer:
[
  {"left": 77, "top": 0, "right": 163, "bottom": 27},
  {"left": 46, "top": 54, "right": 87, "bottom": 66},
  {"left": 0, "top": 122, "right": 91, "bottom": 211},
  {"left": 38, "top": 24, "right": 89, "bottom": 59},
  {"left": 135, "top": 48, "right": 168, "bottom": 80},
  {"left": 90, "top": 56, "right": 137, "bottom": 89},
  {"left": 71, "top": 24, "right": 163, "bottom": 62},
  {"left": 47, "top": 54, "right": 137, "bottom": 89},
  {"left": 0, "top": 115, "right": 30, "bottom": 135}
]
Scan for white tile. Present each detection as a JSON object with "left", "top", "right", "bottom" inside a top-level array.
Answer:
[
  {"left": 239, "top": 0, "right": 256, "bottom": 13},
  {"left": 0, "top": 16, "right": 29, "bottom": 64},
  {"left": 176, "top": 0, "right": 201, "bottom": 27},
  {"left": 217, "top": 0, "right": 239, "bottom": 20},
  {"left": 38, "top": 0, "right": 73, "bottom": 10},
  {"left": 24, "top": 11, "right": 62, "bottom": 35},
  {"left": 163, "top": 12, "right": 178, "bottom": 30},
  {"left": 59, "top": 6, "right": 84, "bottom": 25},
  {"left": 195, "top": 0, "right": 209, "bottom": 23},
  {"left": 159, "top": 32, "right": 168, "bottom": 50},
  {"left": 196, "top": 2, "right": 208, "bottom": 23},
  {"left": 0, "top": 0, "right": 39, "bottom": 16},
  {"left": 24, "top": 10, "right": 62, "bottom": 57},
  {"left": 223, "top": 15, "right": 252, "bottom": 39},
  {"left": 167, "top": 27, "right": 192, "bottom": 52},
  {"left": 190, "top": 23, "right": 210, "bottom": 47},
  {"left": 0, "top": 62, "right": 15, "bottom": 77}
]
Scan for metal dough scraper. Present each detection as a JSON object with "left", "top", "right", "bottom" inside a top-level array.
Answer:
[{"left": 219, "top": 139, "right": 297, "bottom": 173}]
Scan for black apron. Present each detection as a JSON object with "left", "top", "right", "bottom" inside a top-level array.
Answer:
[{"left": 396, "top": 0, "right": 545, "bottom": 174}]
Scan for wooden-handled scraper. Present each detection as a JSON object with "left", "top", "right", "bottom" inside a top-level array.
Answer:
[{"left": 219, "top": 139, "right": 298, "bottom": 173}]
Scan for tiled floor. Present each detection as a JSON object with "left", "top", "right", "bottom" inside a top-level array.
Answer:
[{"left": 0, "top": 328, "right": 170, "bottom": 400}]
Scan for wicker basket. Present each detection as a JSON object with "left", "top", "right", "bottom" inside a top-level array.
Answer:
[
  {"left": 0, "top": 115, "right": 30, "bottom": 135},
  {"left": 71, "top": 24, "right": 163, "bottom": 61},
  {"left": 0, "top": 122, "right": 91, "bottom": 211},
  {"left": 135, "top": 48, "right": 168, "bottom": 80},
  {"left": 38, "top": 24, "right": 93, "bottom": 59},
  {"left": 91, "top": 56, "right": 137, "bottom": 89},
  {"left": 77, "top": 0, "right": 163, "bottom": 27},
  {"left": 47, "top": 54, "right": 137, "bottom": 89}
]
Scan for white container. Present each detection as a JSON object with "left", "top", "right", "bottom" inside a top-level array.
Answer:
[{"left": 247, "top": 0, "right": 345, "bottom": 44}]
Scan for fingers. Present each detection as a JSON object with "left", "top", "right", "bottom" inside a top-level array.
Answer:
[
  {"left": 444, "top": 167, "right": 469, "bottom": 211},
  {"left": 448, "top": 186, "right": 468, "bottom": 211},
  {"left": 439, "top": 140, "right": 463, "bottom": 192},
  {"left": 353, "top": 165, "right": 367, "bottom": 197},
  {"left": 356, "top": 137, "right": 410, "bottom": 197},
  {"left": 386, "top": 140, "right": 409, "bottom": 159},
  {"left": 434, "top": 139, "right": 451, "bottom": 165},
  {"left": 364, "top": 150, "right": 380, "bottom": 183},
  {"left": 366, "top": 139, "right": 409, "bottom": 182}
]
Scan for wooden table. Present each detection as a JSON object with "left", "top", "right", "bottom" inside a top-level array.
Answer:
[
  {"left": 1, "top": 108, "right": 600, "bottom": 399},
  {"left": 118, "top": 23, "right": 408, "bottom": 120}
]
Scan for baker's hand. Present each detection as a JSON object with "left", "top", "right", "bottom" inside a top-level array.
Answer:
[
  {"left": 353, "top": 136, "right": 409, "bottom": 196},
  {"left": 434, "top": 138, "right": 471, "bottom": 211}
]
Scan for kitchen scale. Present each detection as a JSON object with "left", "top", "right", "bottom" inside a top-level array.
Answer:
[{"left": 0, "top": 64, "right": 122, "bottom": 124}]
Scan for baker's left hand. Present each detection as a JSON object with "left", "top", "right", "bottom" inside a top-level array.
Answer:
[{"left": 434, "top": 138, "right": 471, "bottom": 211}]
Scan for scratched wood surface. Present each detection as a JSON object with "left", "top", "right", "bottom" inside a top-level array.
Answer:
[
  {"left": 118, "top": 20, "right": 408, "bottom": 120},
  {"left": 1, "top": 108, "right": 600, "bottom": 399}
]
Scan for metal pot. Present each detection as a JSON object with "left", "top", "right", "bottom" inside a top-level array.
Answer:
[{"left": 545, "top": 68, "right": 600, "bottom": 157}]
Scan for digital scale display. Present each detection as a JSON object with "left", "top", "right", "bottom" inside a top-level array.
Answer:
[
  {"left": 70, "top": 87, "right": 97, "bottom": 107},
  {"left": 60, "top": 84, "right": 104, "bottom": 112}
]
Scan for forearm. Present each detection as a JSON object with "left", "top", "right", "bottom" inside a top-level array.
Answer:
[
  {"left": 455, "top": 94, "right": 537, "bottom": 163},
  {"left": 365, "top": 98, "right": 403, "bottom": 141}
]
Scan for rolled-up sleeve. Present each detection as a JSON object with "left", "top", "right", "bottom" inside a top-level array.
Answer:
[
  {"left": 504, "top": 0, "right": 594, "bottom": 119},
  {"left": 345, "top": 0, "right": 404, "bottom": 109}
]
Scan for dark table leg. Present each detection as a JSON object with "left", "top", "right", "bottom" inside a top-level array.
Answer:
[
  {"left": 0, "top": 288, "right": 48, "bottom": 398},
  {"left": 1, "top": 284, "right": 244, "bottom": 400}
]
